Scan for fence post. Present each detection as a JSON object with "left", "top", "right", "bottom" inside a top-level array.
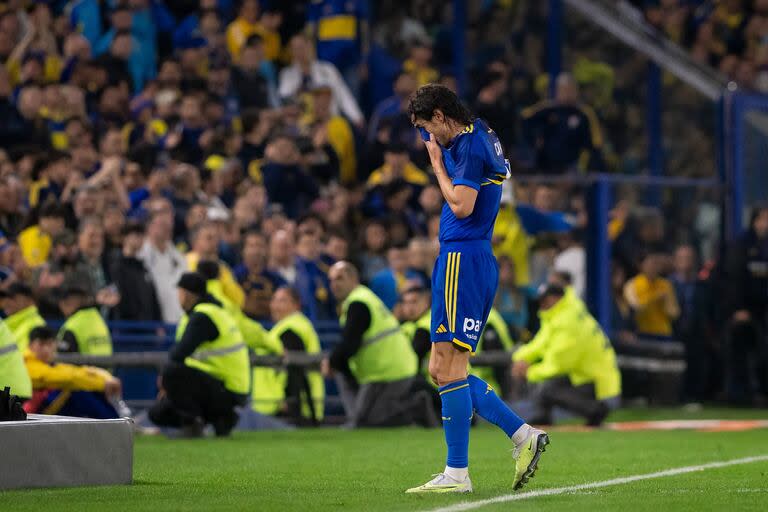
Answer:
[
  {"left": 587, "top": 177, "right": 612, "bottom": 334},
  {"left": 646, "top": 61, "right": 663, "bottom": 206},
  {"left": 547, "top": 0, "right": 563, "bottom": 98},
  {"left": 453, "top": 0, "right": 466, "bottom": 97}
]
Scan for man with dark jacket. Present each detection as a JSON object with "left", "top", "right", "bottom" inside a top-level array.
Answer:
[
  {"left": 109, "top": 222, "right": 162, "bottom": 321},
  {"left": 723, "top": 204, "right": 768, "bottom": 404},
  {"left": 148, "top": 272, "right": 250, "bottom": 437}
]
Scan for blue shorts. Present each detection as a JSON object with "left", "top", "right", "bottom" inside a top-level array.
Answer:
[{"left": 431, "top": 240, "right": 499, "bottom": 353}]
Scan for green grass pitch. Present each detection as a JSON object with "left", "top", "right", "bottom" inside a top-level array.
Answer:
[{"left": 4, "top": 408, "right": 768, "bottom": 511}]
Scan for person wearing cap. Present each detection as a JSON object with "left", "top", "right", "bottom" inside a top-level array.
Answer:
[
  {"left": 0, "top": 283, "right": 46, "bottom": 351},
  {"left": 512, "top": 285, "right": 621, "bottom": 426},
  {"left": 56, "top": 285, "right": 113, "bottom": 356},
  {"left": 23, "top": 326, "right": 121, "bottom": 418},
  {"left": 148, "top": 272, "right": 250, "bottom": 437}
]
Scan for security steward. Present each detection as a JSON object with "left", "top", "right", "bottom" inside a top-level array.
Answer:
[
  {"left": 323, "top": 261, "right": 438, "bottom": 428},
  {"left": 512, "top": 285, "right": 621, "bottom": 426},
  {"left": 0, "top": 317, "right": 32, "bottom": 400},
  {"left": 56, "top": 285, "right": 113, "bottom": 355},
  {"left": 471, "top": 307, "right": 515, "bottom": 400},
  {"left": 264, "top": 286, "right": 325, "bottom": 424},
  {"left": 149, "top": 272, "right": 250, "bottom": 437},
  {"left": 400, "top": 286, "right": 433, "bottom": 378},
  {"left": 1, "top": 283, "right": 46, "bottom": 350}
]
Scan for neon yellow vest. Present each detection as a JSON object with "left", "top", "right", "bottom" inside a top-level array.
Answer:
[
  {"left": 0, "top": 320, "right": 32, "bottom": 398},
  {"left": 340, "top": 286, "right": 417, "bottom": 384},
  {"left": 5, "top": 305, "right": 46, "bottom": 351},
  {"left": 177, "top": 302, "right": 250, "bottom": 395},
  {"left": 471, "top": 308, "right": 515, "bottom": 393},
  {"left": 58, "top": 307, "right": 112, "bottom": 355},
  {"left": 413, "top": 310, "right": 435, "bottom": 387},
  {"left": 252, "top": 312, "right": 325, "bottom": 419}
]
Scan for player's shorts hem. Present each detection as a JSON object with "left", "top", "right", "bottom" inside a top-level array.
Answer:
[{"left": 431, "top": 337, "right": 477, "bottom": 354}]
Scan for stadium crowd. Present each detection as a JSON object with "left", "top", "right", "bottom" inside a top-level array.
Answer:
[{"left": 0, "top": 0, "right": 766, "bottom": 430}]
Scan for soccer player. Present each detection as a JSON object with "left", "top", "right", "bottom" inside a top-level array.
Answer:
[{"left": 405, "top": 84, "right": 549, "bottom": 493}]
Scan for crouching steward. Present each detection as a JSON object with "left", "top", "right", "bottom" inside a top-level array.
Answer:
[
  {"left": 149, "top": 272, "right": 250, "bottom": 437},
  {"left": 324, "top": 261, "right": 439, "bottom": 428},
  {"left": 512, "top": 285, "right": 621, "bottom": 426}
]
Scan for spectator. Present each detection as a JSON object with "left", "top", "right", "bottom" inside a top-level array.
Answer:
[
  {"left": 0, "top": 176, "right": 24, "bottom": 238},
  {"left": 268, "top": 229, "right": 297, "bottom": 284},
  {"left": 294, "top": 230, "right": 335, "bottom": 322},
  {"left": 723, "top": 204, "right": 768, "bottom": 404},
  {"left": 278, "top": 33, "right": 364, "bottom": 129},
  {"left": 369, "top": 243, "right": 423, "bottom": 310},
  {"left": 235, "top": 229, "right": 286, "bottom": 321},
  {"left": 402, "top": 41, "right": 438, "bottom": 87},
  {"left": 553, "top": 231, "right": 586, "bottom": 298},
  {"left": 75, "top": 217, "right": 120, "bottom": 310},
  {"left": 521, "top": 73, "right": 604, "bottom": 173},
  {"left": 231, "top": 35, "right": 278, "bottom": 109},
  {"left": 323, "top": 230, "right": 350, "bottom": 266},
  {"left": 323, "top": 261, "right": 437, "bottom": 428},
  {"left": 261, "top": 134, "right": 319, "bottom": 218},
  {"left": 139, "top": 200, "right": 186, "bottom": 324},
  {"left": 18, "top": 201, "right": 67, "bottom": 268},
  {"left": 358, "top": 218, "right": 389, "bottom": 283},
  {"left": 307, "top": 0, "right": 370, "bottom": 96},
  {"left": 366, "top": 143, "right": 429, "bottom": 205},
  {"left": 400, "top": 286, "right": 432, "bottom": 376},
  {"left": 305, "top": 85, "right": 357, "bottom": 184},
  {"left": 0, "top": 283, "right": 46, "bottom": 351},
  {"left": 512, "top": 285, "right": 621, "bottom": 426},
  {"left": 148, "top": 272, "right": 250, "bottom": 437},
  {"left": 474, "top": 69, "right": 516, "bottom": 150},
  {"left": 367, "top": 71, "right": 418, "bottom": 144},
  {"left": 186, "top": 221, "right": 245, "bottom": 308},
  {"left": 56, "top": 285, "right": 113, "bottom": 356},
  {"left": 23, "top": 325, "right": 121, "bottom": 418},
  {"left": 109, "top": 222, "right": 161, "bottom": 321},
  {"left": 226, "top": 0, "right": 270, "bottom": 63},
  {"left": 623, "top": 251, "right": 681, "bottom": 339}
]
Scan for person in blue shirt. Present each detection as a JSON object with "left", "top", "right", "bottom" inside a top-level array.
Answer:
[
  {"left": 368, "top": 243, "right": 423, "bottom": 310},
  {"left": 307, "top": 0, "right": 369, "bottom": 97},
  {"left": 405, "top": 84, "right": 548, "bottom": 494}
]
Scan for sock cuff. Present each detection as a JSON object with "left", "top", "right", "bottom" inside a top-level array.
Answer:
[{"left": 438, "top": 379, "right": 469, "bottom": 395}]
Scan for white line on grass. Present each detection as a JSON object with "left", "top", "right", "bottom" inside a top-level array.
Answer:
[{"left": 424, "top": 454, "right": 768, "bottom": 512}]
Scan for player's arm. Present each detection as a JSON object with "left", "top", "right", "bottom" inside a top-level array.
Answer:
[{"left": 424, "top": 134, "right": 478, "bottom": 219}]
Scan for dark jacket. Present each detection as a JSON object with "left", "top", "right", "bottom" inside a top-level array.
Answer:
[
  {"left": 109, "top": 255, "right": 162, "bottom": 321},
  {"left": 724, "top": 230, "right": 768, "bottom": 320}
]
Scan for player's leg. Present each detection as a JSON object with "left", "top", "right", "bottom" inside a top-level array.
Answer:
[
  {"left": 406, "top": 251, "right": 473, "bottom": 494},
  {"left": 459, "top": 249, "right": 549, "bottom": 490}
]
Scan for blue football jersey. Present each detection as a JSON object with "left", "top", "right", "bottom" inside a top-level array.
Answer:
[{"left": 438, "top": 118, "right": 510, "bottom": 242}]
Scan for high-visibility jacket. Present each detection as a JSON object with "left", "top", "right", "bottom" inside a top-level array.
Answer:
[
  {"left": 57, "top": 307, "right": 112, "bottom": 355},
  {"left": 252, "top": 312, "right": 325, "bottom": 420},
  {"left": 5, "top": 305, "right": 46, "bottom": 351},
  {"left": 0, "top": 320, "right": 32, "bottom": 398},
  {"left": 177, "top": 302, "right": 250, "bottom": 395},
  {"left": 513, "top": 288, "right": 621, "bottom": 400},
  {"left": 340, "top": 286, "right": 417, "bottom": 384}
]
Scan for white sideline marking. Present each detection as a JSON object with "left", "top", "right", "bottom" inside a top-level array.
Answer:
[{"left": 424, "top": 455, "right": 768, "bottom": 512}]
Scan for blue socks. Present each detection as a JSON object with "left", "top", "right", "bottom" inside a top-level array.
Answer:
[
  {"left": 439, "top": 380, "right": 472, "bottom": 468},
  {"left": 467, "top": 374, "right": 525, "bottom": 438}
]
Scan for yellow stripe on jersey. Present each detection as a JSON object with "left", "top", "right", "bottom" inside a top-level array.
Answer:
[{"left": 317, "top": 15, "right": 357, "bottom": 40}]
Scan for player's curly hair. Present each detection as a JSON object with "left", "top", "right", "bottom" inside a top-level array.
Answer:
[{"left": 407, "top": 84, "right": 473, "bottom": 125}]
